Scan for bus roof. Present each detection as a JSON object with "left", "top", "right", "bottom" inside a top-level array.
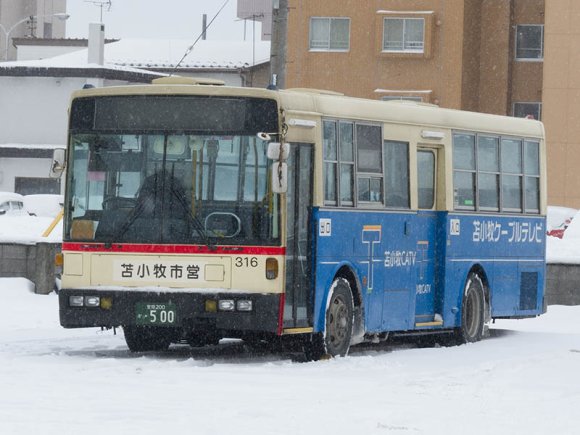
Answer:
[{"left": 71, "top": 82, "right": 545, "bottom": 140}]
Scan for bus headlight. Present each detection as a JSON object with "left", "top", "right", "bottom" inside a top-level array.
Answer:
[
  {"left": 84, "top": 296, "right": 101, "bottom": 307},
  {"left": 236, "top": 300, "right": 253, "bottom": 312},
  {"left": 218, "top": 299, "right": 235, "bottom": 311},
  {"left": 69, "top": 295, "right": 84, "bottom": 307}
]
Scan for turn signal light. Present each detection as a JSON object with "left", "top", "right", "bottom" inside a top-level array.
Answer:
[
  {"left": 100, "top": 297, "right": 113, "bottom": 310},
  {"left": 55, "top": 253, "right": 63, "bottom": 267},
  {"left": 205, "top": 299, "right": 217, "bottom": 313},
  {"left": 266, "top": 258, "right": 278, "bottom": 280}
]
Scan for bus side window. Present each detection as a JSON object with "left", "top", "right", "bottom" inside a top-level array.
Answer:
[
  {"left": 356, "top": 124, "right": 383, "bottom": 204},
  {"left": 418, "top": 150, "right": 435, "bottom": 209}
]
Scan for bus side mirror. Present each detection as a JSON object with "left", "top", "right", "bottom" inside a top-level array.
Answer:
[
  {"left": 267, "top": 142, "right": 289, "bottom": 194},
  {"left": 49, "top": 148, "right": 66, "bottom": 178},
  {"left": 271, "top": 161, "right": 288, "bottom": 194}
]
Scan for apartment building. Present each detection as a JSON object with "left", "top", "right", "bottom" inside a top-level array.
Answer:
[
  {"left": 285, "top": 0, "right": 543, "bottom": 114},
  {"left": 285, "top": 1, "right": 580, "bottom": 207},
  {"left": 543, "top": 1, "right": 580, "bottom": 207}
]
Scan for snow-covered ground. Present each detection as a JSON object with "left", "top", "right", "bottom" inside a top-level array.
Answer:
[
  {"left": 0, "top": 278, "right": 579, "bottom": 435},
  {"left": 1, "top": 204, "right": 579, "bottom": 433}
]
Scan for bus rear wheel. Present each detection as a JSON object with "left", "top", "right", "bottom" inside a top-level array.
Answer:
[
  {"left": 305, "top": 278, "right": 354, "bottom": 360},
  {"left": 123, "top": 325, "right": 174, "bottom": 352},
  {"left": 456, "top": 274, "right": 486, "bottom": 343}
]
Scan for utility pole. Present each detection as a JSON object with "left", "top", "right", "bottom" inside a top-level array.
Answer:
[{"left": 269, "top": 0, "right": 287, "bottom": 89}]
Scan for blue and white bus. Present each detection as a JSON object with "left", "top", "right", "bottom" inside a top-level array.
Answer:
[{"left": 56, "top": 77, "right": 546, "bottom": 359}]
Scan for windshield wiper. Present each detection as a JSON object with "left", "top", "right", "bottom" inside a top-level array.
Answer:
[{"left": 169, "top": 184, "right": 214, "bottom": 248}]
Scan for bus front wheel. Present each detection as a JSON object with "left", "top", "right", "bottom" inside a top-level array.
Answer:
[
  {"left": 305, "top": 278, "right": 354, "bottom": 360},
  {"left": 456, "top": 274, "right": 486, "bottom": 343}
]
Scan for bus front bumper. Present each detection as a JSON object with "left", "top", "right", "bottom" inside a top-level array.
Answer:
[{"left": 58, "top": 289, "right": 281, "bottom": 334}]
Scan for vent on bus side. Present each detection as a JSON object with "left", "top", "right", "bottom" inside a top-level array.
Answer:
[{"left": 520, "top": 272, "right": 538, "bottom": 310}]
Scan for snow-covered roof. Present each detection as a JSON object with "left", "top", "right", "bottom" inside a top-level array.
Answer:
[
  {"left": 2, "top": 38, "right": 271, "bottom": 71},
  {"left": 0, "top": 144, "right": 65, "bottom": 150}
]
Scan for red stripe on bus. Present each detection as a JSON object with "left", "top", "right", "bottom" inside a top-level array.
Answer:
[{"left": 62, "top": 242, "right": 286, "bottom": 256}]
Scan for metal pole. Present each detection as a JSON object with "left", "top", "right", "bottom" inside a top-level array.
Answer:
[{"left": 270, "top": 0, "right": 288, "bottom": 89}]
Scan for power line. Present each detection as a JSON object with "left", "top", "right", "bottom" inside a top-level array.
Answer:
[{"left": 170, "top": 0, "right": 230, "bottom": 76}]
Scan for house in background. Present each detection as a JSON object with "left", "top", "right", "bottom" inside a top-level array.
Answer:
[
  {"left": 32, "top": 37, "right": 271, "bottom": 87},
  {"left": 0, "top": 24, "right": 162, "bottom": 195},
  {"left": 0, "top": 16, "right": 271, "bottom": 195},
  {"left": 13, "top": 36, "right": 118, "bottom": 61}
]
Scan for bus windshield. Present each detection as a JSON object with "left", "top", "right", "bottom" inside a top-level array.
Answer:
[{"left": 65, "top": 133, "right": 279, "bottom": 245}]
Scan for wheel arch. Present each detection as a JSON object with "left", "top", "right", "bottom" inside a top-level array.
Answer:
[
  {"left": 314, "top": 262, "right": 365, "bottom": 338},
  {"left": 334, "top": 264, "right": 365, "bottom": 343},
  {"left": 467, "top": 263, "right": 491, "bottom": 309}
]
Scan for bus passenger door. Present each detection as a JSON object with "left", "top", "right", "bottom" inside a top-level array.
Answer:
[
  {"left": 414, "top": 147, "right": 442, "bottom": 328},
  {"left": 283, "top": 144, "right": 314, "bottom": 329}
]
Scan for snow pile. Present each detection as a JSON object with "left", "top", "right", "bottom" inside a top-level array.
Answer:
[
  {"left": 24, "top": 194, "right": 64, "bottom": 218},
  {"left": 546, "top": 206, "right": 580, "bottom": 264},
  {"left": 0, "top": 215, "right": 62, "bottom": 244},
  {"left": 547, "top": 205, "right": 576, "bottom": 230},
  {"left": 0, "top": 194, "right": 63, "bottom": 244}
]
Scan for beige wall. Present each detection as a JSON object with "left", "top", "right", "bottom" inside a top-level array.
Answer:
[
  {"left": 543, "top": 0, "right": 580, "bottom": 207},
  {"left": 287, "top": 0, "right": 468, "bottom": 106},
  {"left": 286, "top": 0, "right": 544, "bottom": 113},
  {"left": 510, "top": 0, "right": 544, "bottom": 115}
]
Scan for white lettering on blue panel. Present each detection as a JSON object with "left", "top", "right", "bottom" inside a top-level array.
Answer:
[
  {"left": 384, "top": 251, "right": 417, "bottom": 268},
  {"left": 472, "top": 220, "right": 544, "bottom": 243},
  {"left": 319, "top": 218, "right": 332, "bottom": 237},
  {"left": 450, "top": 218, "right": 460, "bottom": 236}
]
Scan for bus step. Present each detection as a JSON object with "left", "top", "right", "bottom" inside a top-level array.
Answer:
[{"left": 415, "top": 320, "right": 444, "bottom": 327}]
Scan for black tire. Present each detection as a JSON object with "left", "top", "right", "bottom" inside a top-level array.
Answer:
[
  {"left": 123, "top": 325, "right": 174, "bottom": 352},
  {"left": 305, "top": 278, "right": 354, "bottom": 360},
  {"left": 187, "top": 333, "right": 221, "bottom": 348},
  {"left": 456, "top": 274, "right": 486, "bottom": 343}
]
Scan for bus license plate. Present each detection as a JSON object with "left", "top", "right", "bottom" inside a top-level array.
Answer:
[{"left": 135, "top": 302, "right": 177, "bottom": 326}]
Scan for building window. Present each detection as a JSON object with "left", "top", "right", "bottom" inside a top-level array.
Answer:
[
  {"left": 515, "top": 25, "right": 544, "bottom": 60},
  {"left": 514, "top": 102, "right": 542, "bottom": 120},
  {"left": 382, "top": 18, "right": 424, "bottom": 52},
  {"left": 43, "top": 22, "right": 53, "bottom": 39},
  {"left": 309, "top": 17, "right": 350, "bottom": 51}
]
